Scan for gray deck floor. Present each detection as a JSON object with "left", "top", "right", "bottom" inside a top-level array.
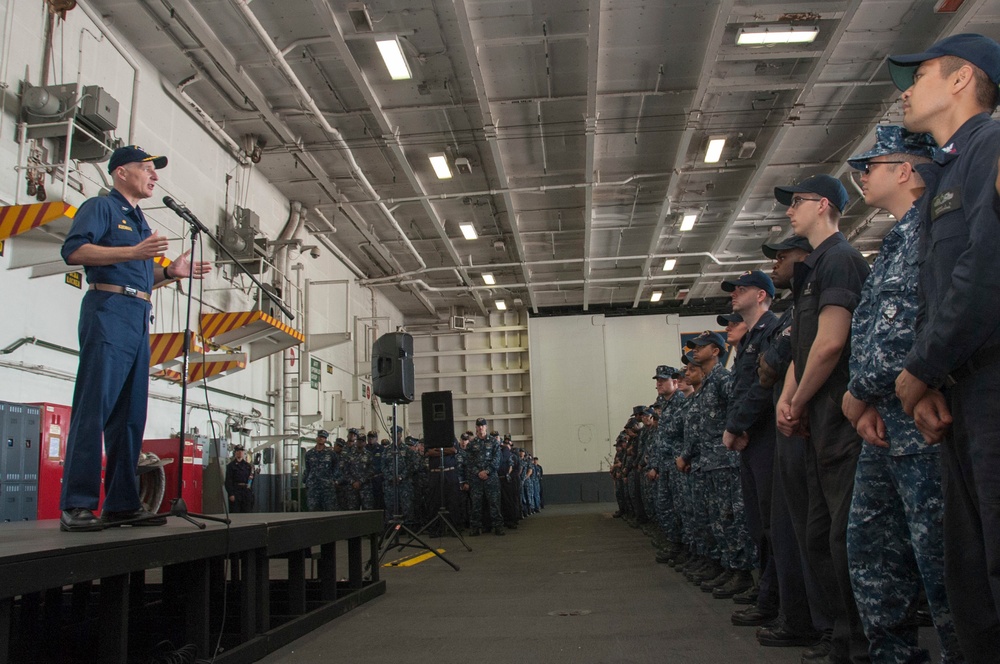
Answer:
[{"left": 257, "top": 503, "right": 938, "bottom": 664}]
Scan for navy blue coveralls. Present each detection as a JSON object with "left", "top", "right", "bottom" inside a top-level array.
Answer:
[
  {"left": 726, "top": 309, "right": 812, "bottom": 628},
  {"left": 906, "top": 113, "right": 1000, "bottom": 663},
  {"left": 60, "top": 189, "right": 153, "bottom": 513}
]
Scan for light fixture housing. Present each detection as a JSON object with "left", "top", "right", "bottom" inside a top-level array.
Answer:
[
  {"left": 736, "top": 25, "right": 819, "bottom": 46},
  {"left": 347, "top": 3, "right": 374, "bottom": 32},
  {"left": 650, "top": 291, "right": 663, "bottom": 303},
  {"left": 428, "top": 153, "right": 452, "bottom": 179},
  {"left": 376, "top": 38, "right": 412, "bottom": 80},
  {"left": 482, "top": 273, "right": 496, "bottom": 285},
  {"left": 495, "top": 299, "right": 507, "bottom": 311},
  {"left": 704, "top": 137, "right": 726, "bottom": 164},
  {"left": 663, "top": 258, "right": 677, "bottom": 271},
  {"left": 459, "top": 223, "right": 478, "bottom": 240},
  {"left": 680, "top": 214, "right": 698, "bottom": 232}
]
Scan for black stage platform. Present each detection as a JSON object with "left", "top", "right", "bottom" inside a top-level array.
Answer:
[{"left": 0, "top": 511, "right": 385, "bottom": 664}]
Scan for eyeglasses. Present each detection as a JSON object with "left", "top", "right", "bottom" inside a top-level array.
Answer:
[
  {"left": 860, "top": 160, "right": 906, "bottom": 174},
  {"left": 789, "top": 196, "right": 823, "bottom": 208}
]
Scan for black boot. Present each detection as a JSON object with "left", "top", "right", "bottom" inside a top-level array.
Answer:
[{"left": 712, "top": 569, "right": 754, "bottom": 599}]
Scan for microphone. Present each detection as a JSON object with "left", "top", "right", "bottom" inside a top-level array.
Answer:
[
  {"left": 162, "top": 195, "right": 190, "bottom": 217},
  {"left": 162, "top": 196, "right": 211, "bottom": 234}
]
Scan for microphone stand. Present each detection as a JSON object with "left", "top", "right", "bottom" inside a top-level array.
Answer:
[{"left": 123, "top": 198, "right": 293, "bottom": 528}]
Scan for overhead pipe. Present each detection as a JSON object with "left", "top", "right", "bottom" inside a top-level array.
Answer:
[
  {"left": 229, "top": 0, "right": 426, "bottom": 270},
  {"left": 358, "top": 251, "right": 767, "bottom": 287},
  {"left": 382, "top": 173, "right": 677, "bottom": 205},
  {"left": 171, "top": 73, "right": 250, "bottom": 164},
  {"left": 1, "top": 336, "right": 78, "bottom": 356},
  {"left": 309, "top": 207, "right": 367, "bottom": 279},
  {"left": 377, "top": 269, "right": 751, "bottom": 293}
]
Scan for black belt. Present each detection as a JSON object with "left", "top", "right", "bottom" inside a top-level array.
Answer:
[
  {"left": 236, "top": 483, "right": 248, "bottom": 487},
  {"left": 947, "top": 344, "right": 1000, "bottom": 387}
]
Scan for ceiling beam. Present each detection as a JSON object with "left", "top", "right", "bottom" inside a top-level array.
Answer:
[
  {"left": 157, "top": 0, "right": 435, "bottom": 314},
  {"left": 308, "top": 0, "right": 487, "bottom": 317},
  {"left": 451, "top": 0, "right": 537, "bottom": 313},
  {"left": 683, "top": 0, "right": 866, "bottom": 304},
  {"left": 630, "top": 0, "right": 737, "bottom": 308}
]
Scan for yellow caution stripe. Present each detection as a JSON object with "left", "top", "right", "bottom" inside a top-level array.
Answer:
[
  {"left": 200, "top": 310, "right": 305, "bottom": 343},
  {"left": 0, "top": 202, "right": 77, "bottom": 241},
  {"left": 149, "top": 331, "right": 202, "bottom": 368},
  {"left": 383, "top": 549, "right": 446, "bottom": 567}
]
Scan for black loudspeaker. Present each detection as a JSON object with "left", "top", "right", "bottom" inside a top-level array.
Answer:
[
  {"left": 421, "top": 390, "right": 454, "bottom": 449},
  {"left": 371, "top": 332, "right": 414, "bottom": 403}
]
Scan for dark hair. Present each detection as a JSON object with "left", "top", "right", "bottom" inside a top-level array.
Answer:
[{"left": 939, "top": 55, "right": 999, "bottom": 111}]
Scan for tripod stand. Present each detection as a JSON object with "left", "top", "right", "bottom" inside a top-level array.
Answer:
[
  {"left": 375, "top": 402, "right": 459, "bottom": 571},
  {"left": 412, "top": 442, "right": 471, "bottom": 551},
  {"left": 123, "top": 198, "right": 291, "bottom": 528}
]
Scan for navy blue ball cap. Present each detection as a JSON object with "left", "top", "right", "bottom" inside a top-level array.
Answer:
[
  {"left": 681, "top": 349, "right": 700, "bottom": 366},
  {"left": 317, "top": 429, "right": 329, "bottom": 439},
  {"left": 774, "top": 174, "right": 849, "bottom": 213},
  {"left": 721, "top": 270, "right": 776, "bottom": 298},
  {"left": 475, "top": 417, "right": 488, "bottom": 426},
  {"left": 762, "top": 235, "right": 813, "bottom": 259},
  {"left": 653, "top": 364, "right": 681, "bottom": 379},
  {"left": 847, "top": 125, "right": 937, "bottom": 170},
  {"left": 888, "top": 33, "right": 1000, "bottom": 91},
  {"left": 717, "top": 312, "right": 743, "bottom": 327},
  {"left": 108, "top": 145, "right": 167, "bottom": 174},
  {"left": 687, "top": 330, "right": 727, "bottom": 350}
]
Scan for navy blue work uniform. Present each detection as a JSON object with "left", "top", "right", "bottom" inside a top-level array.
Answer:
[
  {"left": 225, "top": 457, "right": 255, "bottom": 513},
  {"left": 765, "top": 306, "right": 834, "bottom": 635},
  {"left": 792, "top": 231, "right": 871, "bottom": 662},
  {"left": 60, "top": 189, "right": 154, "bottom": 513},
  {"left": 906, "top": 113, "right": 1000, "bottom": 661},
  {"left": 728, "top": 310, "right": 811, "bottom": 630}
]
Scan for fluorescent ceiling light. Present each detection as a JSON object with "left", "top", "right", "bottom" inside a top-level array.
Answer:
[
  {"left": 482, "top": 273, "right": 496, "bottom": 285},
  {"left": 680, "top": 214, "right": 698, "bottom": 232},
  {"left": 663, "top": 258, "right": 677, "bottom": 271},
  {"left": 376, "top": 38, "right": 412, "bottom": 80},
  {"left": 704, "top": 137, "right": 726, "bottom": 164},
  {"left": 428, "top": 153, "right": 452, "bottom": 179},
  {"left": 495, "top": 300, "right": 507, "bottom": 311},
  {"left": 736, "top": 25, "right": 819, "bottom": 46},
  {"left": 459, "top": 223, "right": 478, "bottom": 240},
  {"left": 650, "top": 291, "right": 662, "bottom": 303}
]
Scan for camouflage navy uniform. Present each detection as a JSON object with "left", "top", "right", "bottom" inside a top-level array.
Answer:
[
  {"left": 342, "top": 443, "right": 375, "bottom": 510},
  {"left": 463, "top": 433, "right": 503, "bottom": 533},
  {"left": 655, "top": 392, "right": 686, "bottom": 546},
  {"left": 612, "top": 438, "right": 628, "bottom": 516},
  {"left": 382, "top": 440, "right": 419, "bottom": 524},
  {"left": 303, "top": 445, "right": 339, "bottom": 511},
  {"left": 678, "top": 386, "right": 708, "bottom": 557},
  {"left": 639, "top": 414, "right": 659, "bottom": 520},
  {"left": 668, "top": 396, "right": 694, "bottom": 552},
  {"left": 694, "top": 362, "right": 756, "bottom": 572},
  {"left": 624, "top": 427, "right": 645, "bottom": 523},
  {"left": 846, "top": 191, "right": 960, "bottom": 663}
]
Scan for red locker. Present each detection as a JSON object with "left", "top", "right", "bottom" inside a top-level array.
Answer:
[
  {"left": 143, "top": 437, "right": 204, "bottom": 514},
  {"left": 31, "top": 402, "right": 107, "bottom": 520}
]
